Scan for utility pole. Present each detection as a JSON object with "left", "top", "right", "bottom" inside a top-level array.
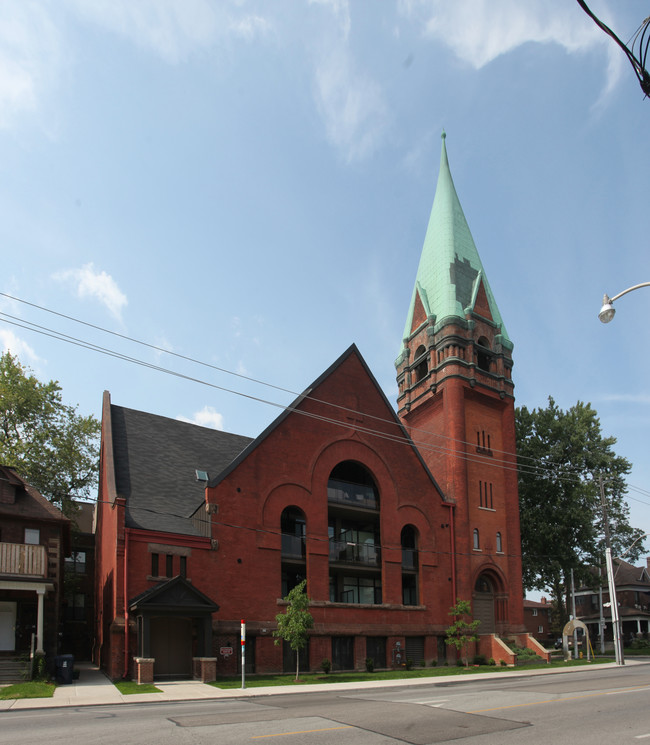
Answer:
[
  {"left": 599, "top": 473, "right": 624, "bottom": 665},
  {"left": 571, "top": 568, "right": 578, "bottom": 659}
]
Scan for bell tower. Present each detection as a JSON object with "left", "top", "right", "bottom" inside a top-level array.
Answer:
[{"left": 396, "top": 132, "right": 524, "bottom": 634}]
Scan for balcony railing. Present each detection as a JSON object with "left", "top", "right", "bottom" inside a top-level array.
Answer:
[
  {"left": 281, "top": 534, "right": 306, "bottom": 559},
  {"left": 0, "top": 542, "right": 47, "bottom": 578},
  {"left": 329, "top": 540, "right": 381, "bottom": 566},
  {"left": 327, "top": 479, "right": 378, "bottom": 510},
  {"left": 401, "top": 548, "right": 419, "bottom": 570}
]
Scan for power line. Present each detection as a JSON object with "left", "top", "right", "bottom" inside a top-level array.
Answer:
[
  {"left": 0, "top": 293, "right": 643, "bottom": 493},
  {"left": 0, "top": 307, "right": 584, "bottom": 485}
]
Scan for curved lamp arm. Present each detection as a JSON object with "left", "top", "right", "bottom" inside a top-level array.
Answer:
[{"left": 598, "top": 282, "right": 650, "bottom": 323}]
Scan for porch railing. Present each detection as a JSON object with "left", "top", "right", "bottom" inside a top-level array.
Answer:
[{"left": 0, "top": 542, "right": 47, "bottom": 578}]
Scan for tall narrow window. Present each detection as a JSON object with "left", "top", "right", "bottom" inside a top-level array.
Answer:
[
  {"left": 180, "top": 555, "right": 187, "bottom": 578},
  {"left": 473, "top": 529, "right": 480, "bottom": 550},
  {"left": 151, "top": 553, "right": 159, "bottom": 576},
  {"left": 496, "top": 532, "right": 502, "bottom": 553},
  {"left": 413, "top": 345, "right": 428, "bottom": 382},
  {"left": 166, "top": 554, "right": 174, "bottom": 577}
]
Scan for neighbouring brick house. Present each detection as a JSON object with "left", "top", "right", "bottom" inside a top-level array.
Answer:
[
  {"left": 523, "top": 598, "right": 554, "bottom": 646},
  {"left": 95, "top": 134, "right": 541, "bottom": 682},
  {"left": 575, "top": 559, "right": 650, "bottom": 645},
  {"left": 0, "top": 465, "right": 70, "bottom": 678}
]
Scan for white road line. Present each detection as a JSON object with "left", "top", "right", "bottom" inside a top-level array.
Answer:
[{"left": 408, "top": 699, "right": 449, "bottom": 707}]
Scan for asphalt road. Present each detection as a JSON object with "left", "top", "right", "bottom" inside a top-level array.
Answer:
[{"left": 2, "top": 663, "right": 649, "bottom": 745}]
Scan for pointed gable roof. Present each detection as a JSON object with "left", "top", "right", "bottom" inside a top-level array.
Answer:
[
  {"left": 210, "top": 344, "right": 447, "bottom": 501},
  {"left": 401, "top": 132, "right": 510, "bottom": 349},
  {"left": 129, "top": 575, "right": 219, "bottom": 614}
]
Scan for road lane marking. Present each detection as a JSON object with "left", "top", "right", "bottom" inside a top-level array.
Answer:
[
  {"left": 252, "top": 726, "right": 353, "bottom": 739},
  {"left": 469, "top": 685, "right": 650, "bottom": 714},
  {"left": 635, "top": 735, "right": 650, "bottom": 740},
  {"left": 408, "top": 698, "right": 449, "bottom": 707}
]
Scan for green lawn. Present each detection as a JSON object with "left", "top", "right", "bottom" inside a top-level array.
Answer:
[
  {"left": 210, "top": 658, "right": 606, "bottom": 689},
  {"left": 113, "top": 680, "right": 162, "bottom": 695},
  {"left": 0, "top": 681, "right": 55, "bottom": 700}
]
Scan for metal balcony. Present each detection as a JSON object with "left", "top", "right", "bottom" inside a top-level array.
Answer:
[
  {"left": 281, "top": 534, "right": 306, "bottom": 559},
  {"left": 327, "top": 479, "right": 378, "bottom": 510},
  {"left": 329, "top": 540, "right": 381, "bottom": 566}
]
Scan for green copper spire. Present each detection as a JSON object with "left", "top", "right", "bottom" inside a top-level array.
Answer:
[{"left": 401, "top": 132, "right": 510, "bottom": 349}]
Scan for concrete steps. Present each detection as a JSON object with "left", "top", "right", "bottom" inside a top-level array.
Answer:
[{"left": 0, "top": 656, "right": 31, "bottom": 683}]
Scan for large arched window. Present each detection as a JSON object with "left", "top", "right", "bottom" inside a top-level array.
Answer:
[
  {"left": 328, "top": 462, "right": 381, "bottom": 605},
  {"left": 328, "top": 461, "right": 379, "bottom": 510}
]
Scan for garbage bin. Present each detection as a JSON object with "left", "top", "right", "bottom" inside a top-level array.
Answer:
[{"left": 55, "top": 654, "right": 74, "bottom": 685}]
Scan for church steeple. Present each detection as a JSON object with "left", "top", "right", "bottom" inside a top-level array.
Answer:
[
  {"left": 399, "top": 132, "right": 510, "bottom": 362},
  {"left": 396, "top": 132, "right": 514, "bottom": 414}
]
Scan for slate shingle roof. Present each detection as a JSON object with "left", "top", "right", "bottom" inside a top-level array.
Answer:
[
  {"left": 110, "top": 405, "right": 252, "bottom": 536},
  {"left": 0, "top": 465, "right": 70, "bottom": 524}
]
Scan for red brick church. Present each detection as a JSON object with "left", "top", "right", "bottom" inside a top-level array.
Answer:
[{"left": 95, "top": 134, "right": 537, "bottom": 681}]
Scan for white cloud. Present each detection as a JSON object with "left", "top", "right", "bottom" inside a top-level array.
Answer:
[
  {"left": 177, "top": 405, "right": 224, "bottom": 430},
  {"left": 309, "top": 0, "right": 351, "bottom": 40},
  {"left": 399, "top": 0, "right": 623, "bottom": 98},
  {"left": 54, "top": 263, "right": 128, "bottom": 320},
  {"left": 400, "top": 0, "right": 601, "bottom": 66},
  {"left": 599, "top": 393, "right": 650, "bottom": 405},
  {"left": 0, "top": 328, "right": 41, "bottom": 365},
  {"left": 0, "top": 1, "right": 63, "bottom": 129},
  {"left": 313, "top": 47, "right": 389, "bottom": 162},
  {"left": 68, "top": 0, "right": 271, "bottom": 64}
]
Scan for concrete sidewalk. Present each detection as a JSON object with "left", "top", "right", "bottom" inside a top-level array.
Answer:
[{"left": 0, "top": 659, "right": 634, "bottom": 711}]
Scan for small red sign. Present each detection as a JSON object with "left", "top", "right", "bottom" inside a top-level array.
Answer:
[{"left": 220, "top": 646, "right": 233, "bottom": 658}]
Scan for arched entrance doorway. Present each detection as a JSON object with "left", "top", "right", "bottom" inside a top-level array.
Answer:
[{"left": 473, "top": 574, "right": 496, "bottom": 634}]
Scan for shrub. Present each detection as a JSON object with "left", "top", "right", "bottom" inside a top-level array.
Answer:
[
  {"left": 420, "top": 658, "right": 426, "bottom": 667},
  {"left": 32, "top": 655, "right": 47, "bottom": 681},
  {"left": 472, "top": 654, "right": 487, "bottom": 666},
  {"left": 500, "top": 659, "right": 508, "bottom": 667},
  {"left": 320, "top": 659, "right": 331, "bottom": 675},
  {"left": 365, "top": 657, "right": 374, "bottom": 673},
  {"left": 405, "top": 657, "right": 414, "bottom": 671},
  {"left": 488, "top": 657, "right": 496, "bottom": 666},
  {"left": 430, "top": 659, "right": 438, "bottom": 667}
]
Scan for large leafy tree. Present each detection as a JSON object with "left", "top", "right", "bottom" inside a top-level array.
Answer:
[
  {"left": 0, "top": 351, "right": 100, "bottom": 517},
  {"left": 273, "top": 580, "right": 314, "bottom": 681},
  {"left": 516, "top": 396, "right": 644, "bottom": 626}
]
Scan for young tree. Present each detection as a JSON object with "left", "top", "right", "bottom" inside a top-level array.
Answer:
[
  {"left": 0, "top": 351, "right": 100, "bottom": 517},
  {"left": 273, "top": 580, "right": 314, "bottom": 681},
  {"left": 445, "top": 599, "right": 481, "bottom": 667},
  {"left": 516, "top": 396, "right": 644, "bottom": 625}
]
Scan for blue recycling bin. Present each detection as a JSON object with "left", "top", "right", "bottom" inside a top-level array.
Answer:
[{"left": 55, "top": 654, "right": 74, "bottom": 684}]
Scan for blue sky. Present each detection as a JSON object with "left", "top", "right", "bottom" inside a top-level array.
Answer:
[{"left": 2, "top": 1, "right": 649, "bottom": 586}]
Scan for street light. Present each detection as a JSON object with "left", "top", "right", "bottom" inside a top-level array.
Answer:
[{"left": 598, "top": 282, "right": 650, "bottom": 323}]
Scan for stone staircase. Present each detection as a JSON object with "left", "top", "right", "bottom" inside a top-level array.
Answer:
[{"left": 0, "top": 656, "right": 31, "bottom": 683}]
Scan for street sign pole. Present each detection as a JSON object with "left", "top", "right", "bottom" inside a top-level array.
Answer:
[{"left": 241, "top": 619, "right": 246, "bottom": 689}]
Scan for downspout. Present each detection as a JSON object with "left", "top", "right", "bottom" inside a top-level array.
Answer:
[
  {"left": 123, "top": 527, "right": 130, "bottom": 679},
  {"left": 445, "top": 503, "right": 457, "bottom": 603}
]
